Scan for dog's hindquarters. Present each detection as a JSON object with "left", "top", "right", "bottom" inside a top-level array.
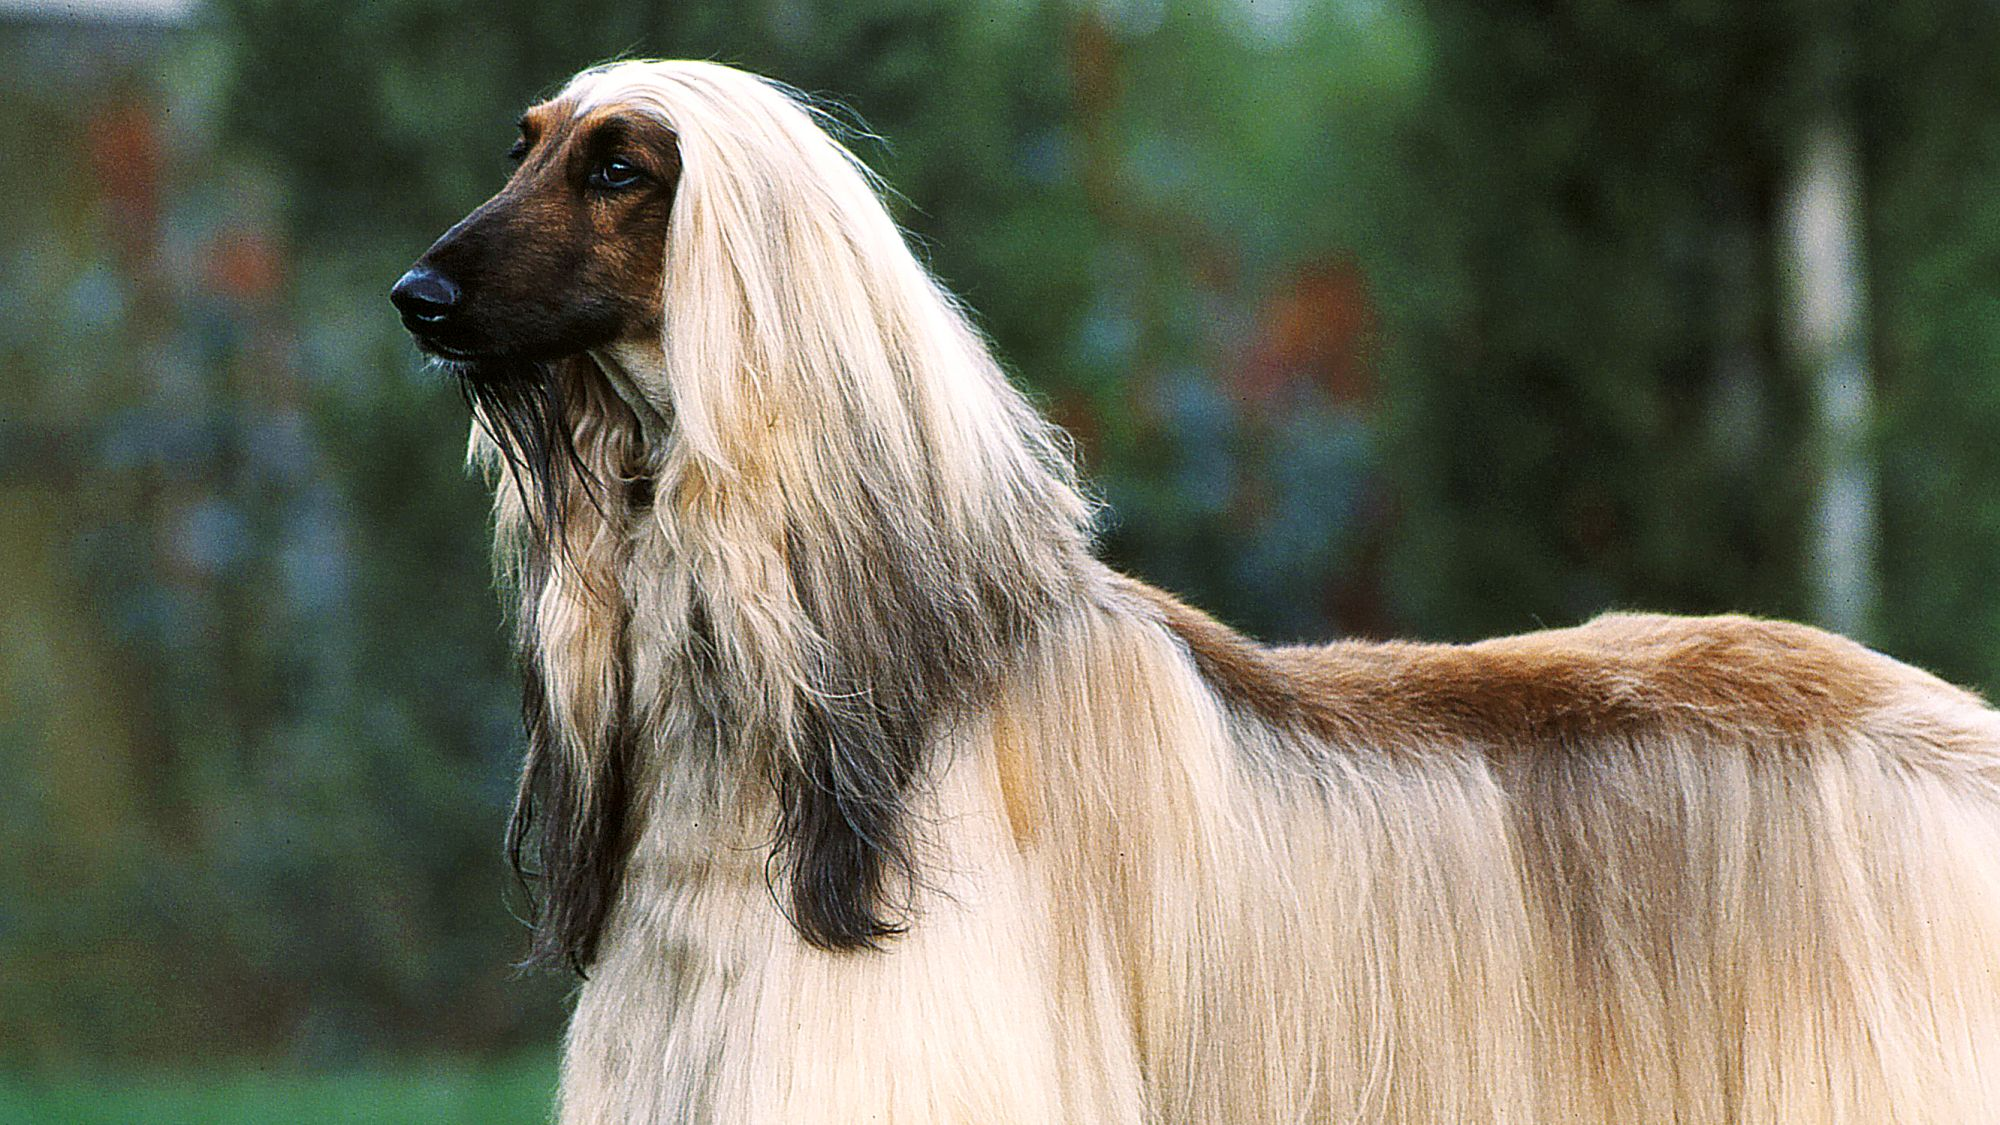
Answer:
[{"left": 1501, "top": 721, "right": 2000, "bottom": 1122}]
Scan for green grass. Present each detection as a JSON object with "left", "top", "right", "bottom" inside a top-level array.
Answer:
[{"left": 0, "top": 1053, "right": 556, "bottom": 1125}]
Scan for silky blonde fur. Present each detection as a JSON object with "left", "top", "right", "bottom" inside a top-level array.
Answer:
[{"left": 467, "top": 61, "right": 2000, "bottom": 1124}]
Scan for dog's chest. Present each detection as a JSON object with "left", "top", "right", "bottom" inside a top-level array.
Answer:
[{"left": 553, "top": 759, "right": 1145, "bottom": 1125}]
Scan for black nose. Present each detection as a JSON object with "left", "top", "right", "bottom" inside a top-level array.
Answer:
[{"left": 390, "top": 266, "right": 461, "bottom": 326}]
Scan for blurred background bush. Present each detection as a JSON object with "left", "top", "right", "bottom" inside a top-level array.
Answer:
[{"left": 5, "top": 0, "right": 1999, "bottom": 1116}]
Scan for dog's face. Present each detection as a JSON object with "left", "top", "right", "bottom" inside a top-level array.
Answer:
[{"left": 391, "top": 96, "right": 678, "bottom": 362}]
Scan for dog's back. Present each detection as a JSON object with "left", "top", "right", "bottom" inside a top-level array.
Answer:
[{"left": 1142, "top": 595, "right": 2000, "bottom": 1122}]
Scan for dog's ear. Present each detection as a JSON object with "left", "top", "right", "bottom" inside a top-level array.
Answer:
[
  {"left": 547, "top": 64, "right": 1093, "bottom": 952},
  {"left": 767, "top": 509, "right": 1054, "bottom": 950},
  {"left": 765, "top": 519, "right": 931, "bottom": 949},
  {"left": 777, "top": 694, "right": 921, "bottom": 948}
]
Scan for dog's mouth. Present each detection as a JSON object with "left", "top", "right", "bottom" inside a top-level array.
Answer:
[
  {"left": 404, "top": 316, "right": 537, "bottom": 365},
  {"left": 416, "top": 334, "right": 586, "bottom": 380},
  {"left": 399, "top": 309, "right": 509, "bottom": 364},
  {"left": 415, "top": 336, "right": 482, "bottom": 361},
  {"left": 411, "top": 327, "right": 628, "bottom": 374}
]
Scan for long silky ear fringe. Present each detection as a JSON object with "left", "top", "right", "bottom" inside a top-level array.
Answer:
[
  {"left": 773, "top": 695, "right": 920, "bottom": 949},
  {"left": 770, "top": 510, "right": 1063, "bottom": 950},
  {"left": 506, "top": 640, "right": 635, "bottom": 974}
]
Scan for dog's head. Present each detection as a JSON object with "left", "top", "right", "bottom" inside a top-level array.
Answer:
[
  {"left": 392, "top": 72, "right": 695, "bottom": 975},
  {"left": 390, "top": 90, "right": 679, "bottom": 364},
  {"left": 389, "top": 62, "right": 1095, "bottom": 967}
]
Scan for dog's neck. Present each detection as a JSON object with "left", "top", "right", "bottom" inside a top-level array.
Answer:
[
  {"left": 511, "top": 336, "right": 1100, "bottom": 962},
  {"left": 589, "top": 341, "right": 671, "bottom": 448}
]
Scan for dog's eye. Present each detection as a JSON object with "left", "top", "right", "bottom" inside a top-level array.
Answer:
[{"left": 587, "top": 158, "right": 644, "bottom": 191}]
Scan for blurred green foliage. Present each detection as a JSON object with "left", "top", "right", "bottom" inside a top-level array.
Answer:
[
  {"left": 1387, "top": 1, "right": 1827, "bottom": 635},
  {"left": 1863, "top": 5, "right": 2000, "bottom": 688},
  {"left": 0, "top": 1052, "right": 554, "bottom": 1125},
  {"left": 6, "top": 0, "right": 2000, "bottom": 1082}
]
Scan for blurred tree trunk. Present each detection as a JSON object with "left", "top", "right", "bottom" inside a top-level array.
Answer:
[{"left": 1785, "top": 122, "right": 1876, "bottom": 640}]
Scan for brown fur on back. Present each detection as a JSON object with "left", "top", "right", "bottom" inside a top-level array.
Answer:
[{"left": 1138, "top": 579, "right": 1918, "bottom": 751}]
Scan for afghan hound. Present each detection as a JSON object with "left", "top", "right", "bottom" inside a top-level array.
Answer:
[{"left": 391, "top": 59, "right": 2000, "bottom": 1124}]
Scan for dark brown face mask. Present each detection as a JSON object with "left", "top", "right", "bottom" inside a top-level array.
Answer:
[{"left": 390, "top": 99, "right": 679, "bottom": 365}]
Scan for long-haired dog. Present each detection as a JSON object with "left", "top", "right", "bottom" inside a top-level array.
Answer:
[{"left": 392, "top": 60, "right": 2000, "bottom": 1124}]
